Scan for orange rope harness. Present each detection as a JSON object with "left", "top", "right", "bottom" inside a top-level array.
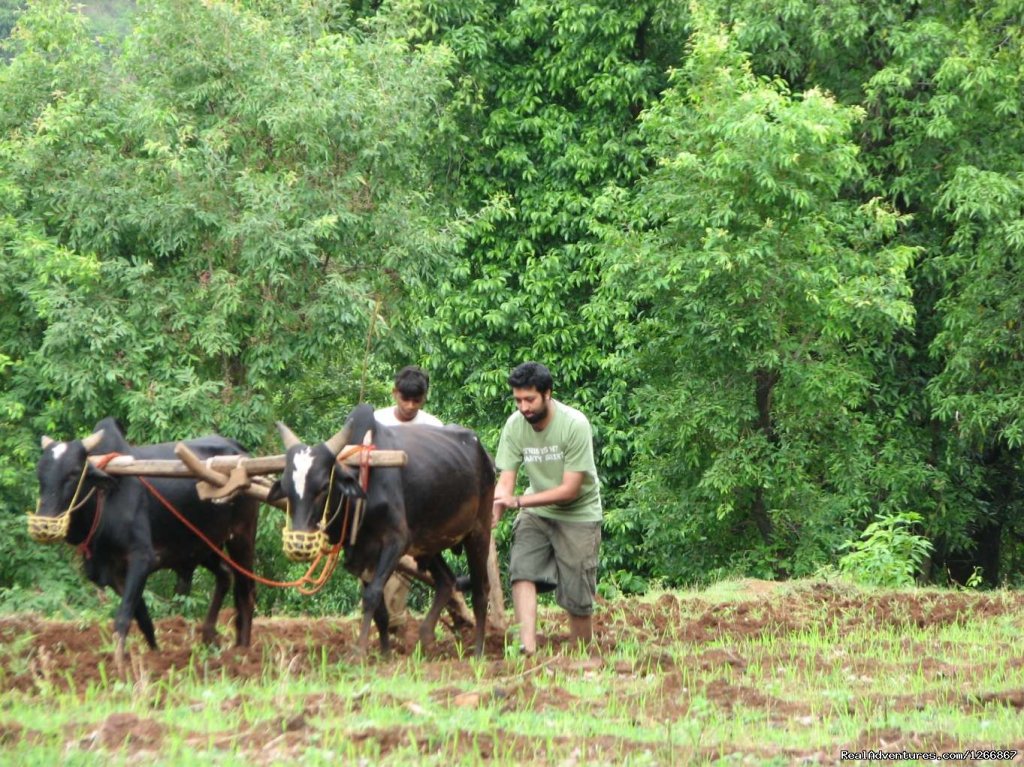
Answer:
[
  {"left": 137, "top": 475, "right": 343, "bottom": 595},
  {"left": 83, "top": 440, "right": 374, "bottom": 593},
  {"left": 335, "top": 441, "right": 374, "bottom": 546}
]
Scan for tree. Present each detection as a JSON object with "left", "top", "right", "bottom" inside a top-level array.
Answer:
[
  {"left": 686, "top": 0, "right": 1024, "bottom": 583},
  {"left": 389, "top": 0, "right": 687, "bottom": 471},
  {"left": 597, "top": 15, "right": 916, "bottom": 582},
  {"left": 0, "top": 0, "right": 454, "bottom": 607},
  {"left": 0, "top": 1, "right": 25, "bottom": 54},
  {"left": 910, "top": 3, "right": 1024, "bottom": 582},
  {"left": 360, "top": 0, "right": 691, "bottom": 593},
  {"left": 1, "top": 0, "right": 452, "bottom": 439}
]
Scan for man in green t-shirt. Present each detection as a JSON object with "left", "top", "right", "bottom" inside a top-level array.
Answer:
[{"left": 492, "top": 361, "right": 602, "bottom": 655}]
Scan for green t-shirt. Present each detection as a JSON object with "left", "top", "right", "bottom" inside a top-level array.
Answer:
[{"left": 495, "top": 399, "right": 602, "bottom": 523}]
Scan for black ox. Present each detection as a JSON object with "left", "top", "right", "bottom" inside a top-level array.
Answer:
[
  {"left": 33, "top": 418, "right": 259, "bottom": 663},
  {"left": 268, "top": 404, "right": 494, "bottom": 656}
]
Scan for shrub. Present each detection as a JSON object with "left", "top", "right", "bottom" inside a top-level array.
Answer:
[{"left": 839, "top": 512, "right": 934, "bottom": 587}]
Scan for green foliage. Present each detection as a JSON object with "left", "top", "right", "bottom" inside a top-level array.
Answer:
[
  {"left": 373, "top": 1, "right": 698, "bottom": 591},
  {"left": 3, "top": 0, "right": 1024, "bottom": 612},
  {"left": 251, "top": 507, "right": 363, "bottom": 616},
  {"left": 387, "top": 2, "right": 692, "bottom": 540},
  {"left": 0, "top": 0, "right": 455, "bottom": 610},
  {"left": 0, "top": 1, "right": 450, "bottom": 449},
  {"left": 930, "top": 170, "right": 1024, "bottom": 451},
  {"left": 1, "top": 0, "right": 452, "bottom": 441},
  {"left": 708, "top": 0, "right": 913, "bottom": 104},
  {"left": 0, "top": 514, "right": 105, "bottom": 615},
  {"left": 857, "top": 0, "right": 1024, "bottom": 577},
  {"left": 597, "top": 16, "right": 916, "bottom": 583},
  {"left": 962, "top": 566, "right": 985, "bottom": 590},
  {"left": 0, "top": 0, "right": 25, "bottom": 54},
  {"left": 839, "top": 512, "right": 934, "bottom": 588}
]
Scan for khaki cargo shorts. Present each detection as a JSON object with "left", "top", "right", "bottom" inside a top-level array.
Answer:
[{"left": 509, "top": 511, "right": 601, "bottom": 616}]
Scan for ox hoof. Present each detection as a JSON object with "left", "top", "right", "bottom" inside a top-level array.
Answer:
[
  {"left": 351, "top": 639, "right": 370, "bottom": 658},
  {"left": 114, "top": 638, "right": 129, "bottom": 674},
  {"left": 417, "top": 627, "right": 439, "bottom": 651}
]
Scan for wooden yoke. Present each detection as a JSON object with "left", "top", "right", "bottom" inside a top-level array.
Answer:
[
  {"left": 174, "top": 442, "right": 258, "bottom": 505},
  {"left": 89, "top": 450, "right": 406, "bottom": 477},
  {"left": 87, "top": 447, "right": 408, "bottom": 512}
]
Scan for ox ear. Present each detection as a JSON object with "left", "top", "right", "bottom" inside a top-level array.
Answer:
[
  {"left": 80, "top": 428, "right": 105, "bottom": 453},
  {"left": 266, "top": 479, "right": 285, "bottom": 503},
  {"left": 276, "top": 421, "right": 302, "bottom": 450},
  {"left": 324, "top": 423, "right": 353, "bottom": 457},
  {"left": 334, "top": 467, "right": 366, "bottom": 499}
]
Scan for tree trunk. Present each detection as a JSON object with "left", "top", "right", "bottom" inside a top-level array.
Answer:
[{"left": 750, "top": 368, "right": 780, "bottom": 545}]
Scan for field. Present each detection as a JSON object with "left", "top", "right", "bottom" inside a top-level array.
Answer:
[{"left": 1, "top": 579, "right": 1023, "bottom": 765}]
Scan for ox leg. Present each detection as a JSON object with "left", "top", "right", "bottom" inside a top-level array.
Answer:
[
  {"left": 134, "top": 598, "right": 158, "bottom": 650},
  {"left": 359, "top": 543, "right": 405, "bottom": 654},
  {"left": 419, "top": 556, "right": 457, "bottom": 650},
  {"left": 114, "top": 552, "right": 156, "bottom": 668},
  {"left": 173, "top": 566, "right": 195, "bottom": 596},
  {"left": 372, "top": 591, "right": 391, "bottom": 653},
  {"left": 463, "top": 530, "right": 492, "bottom": 657},
  {"left": 226, "top": 523, "right": 256, "bottom": 647},
  {"left": 356, "top": 576, "right": 391, "bottom": 655},
  {"left": 397, "top": 558, "right": 476, "bottom": 630},
  {"left": 199, "top": 557, "right": 231, "bottom": 645}
]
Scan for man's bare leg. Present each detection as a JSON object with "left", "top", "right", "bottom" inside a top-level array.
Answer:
[{"left": 511, "top": 579, "right": 538, "bottom": 654}]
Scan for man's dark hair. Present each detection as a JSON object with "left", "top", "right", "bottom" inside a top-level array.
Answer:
[
  {"left": 508, "top": 361, "right": 553, "bottom": 394},
  {"left": 394, "top": 365, "right": 430, "bottom": 398}
]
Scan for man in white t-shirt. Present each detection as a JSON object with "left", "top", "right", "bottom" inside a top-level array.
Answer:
[
  {"left": 373, "top": 365, "right": 443, "bottom": 427},
  {"left": 374, "top": 366, "right": 442, "bottom": 632},
  {"left": 373, "top": 366, "right": 508, "bottom": 635}
]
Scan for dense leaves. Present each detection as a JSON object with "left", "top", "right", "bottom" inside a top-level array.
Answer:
[
  {"left": 596, "top": 19, "right": 916, "bottom": 582},
  {"left": 0, "top": 0, "right": 452, "bottom": 607},
  {"left": 2, "top": 1, "right": 451, "bottom": 441},
  {"left": 2, "top": 0, "right": 1023, "bottom": 613}
]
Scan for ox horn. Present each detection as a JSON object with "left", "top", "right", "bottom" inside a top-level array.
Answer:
[
  {"left": 80, "top": 429, "right": 105, "bottom": 452},
  {"left": 41, "top": 435, "right": 55, "bottom": 449},
  {"left": 276, "top": 421, "right": 303, "bottom": 450},
  {"left": 324, "top": 423, "right": 353, "bottom": 457}
]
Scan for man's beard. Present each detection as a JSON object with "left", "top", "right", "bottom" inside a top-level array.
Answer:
[{"left": 524, "top": 402, "right": 548, "bottom": 424}]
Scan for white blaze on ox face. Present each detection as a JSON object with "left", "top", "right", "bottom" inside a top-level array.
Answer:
[
  {"left": 291, "top": 447, "right": 314, "bottom": 500},
  {"left": 51, "top": 443, "right": 68, "bottom": 461}
]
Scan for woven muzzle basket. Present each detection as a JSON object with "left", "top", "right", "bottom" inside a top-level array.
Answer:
[
  {"left": 282, "top": 529, "right": 329, "bottom": 562},
  {"left": 27, "top": 511, "right": 71, "bottom": 544}
]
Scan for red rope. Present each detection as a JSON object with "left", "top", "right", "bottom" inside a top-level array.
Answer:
[
  {"left": 359, "top": 443, "right": 372, "bottom": 494},
  {"left": 335, "top": 442, "right": 375, "bottom": 546},
  {"left": 76, "top": 452, "right": 120, "bottom": 559},
  {"left": 136, "top": 476, "right": 342, "bottom": 594},
  {"left": 76, "top": 494, "right": 104, "bottom": 559}
]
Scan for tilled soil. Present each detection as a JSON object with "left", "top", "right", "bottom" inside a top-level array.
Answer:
[{"left": 3, "top": 581, "right": 1023, "bottom": 765}]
